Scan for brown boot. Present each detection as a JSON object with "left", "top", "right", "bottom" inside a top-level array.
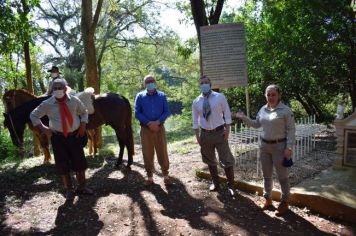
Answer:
[
  {"left": 208, "top": 165, "right": 220, "bottom": 191},
  {"left": 276, "top": 201, "right": 289, "bottom": 216},
  {"left": 61, "top": 174, "right": 74, "bottom": 200},
  {"left": 260, "top": 198, "right": 273, "bottom": 210},
  {"left": 224, "top": 166, "right": 235, "bottom": 196},
  {"left": 76, "top": 171, "right": 93, "bottom": 195}
]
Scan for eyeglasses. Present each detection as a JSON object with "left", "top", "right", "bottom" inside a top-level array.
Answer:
[{"left": 52, "top": 87, "right": 64, "bottom": 91}]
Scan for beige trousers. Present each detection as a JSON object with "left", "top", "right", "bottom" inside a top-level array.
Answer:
[{"left": 140, "top": 125, "right": 169, "bottom": 177}]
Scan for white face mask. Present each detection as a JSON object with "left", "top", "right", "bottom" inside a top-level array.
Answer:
[
  {"left": 51, "top": 73, "right": 59, "bottom": 79},
  {"left": 52, "top": 90, "right": 65, "bottom": 99}
]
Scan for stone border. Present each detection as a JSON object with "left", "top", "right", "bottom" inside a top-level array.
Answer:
[{"left": 196, "top": 170, "right": 356, "bottom": 224}]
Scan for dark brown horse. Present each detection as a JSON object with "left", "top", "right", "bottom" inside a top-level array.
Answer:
[
  {"left": 3, "top": 89, "right": 52, "bottom": 163},
  {"left": 3, "top": 89, "right": 101, "bottom": 159},
  {"left": 3, "top": 91, "right": 134, "bottom": 168}
]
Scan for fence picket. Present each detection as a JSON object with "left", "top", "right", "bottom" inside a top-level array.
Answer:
[{"left": 229, "top": 115, "right": 323, "bottom": 176}]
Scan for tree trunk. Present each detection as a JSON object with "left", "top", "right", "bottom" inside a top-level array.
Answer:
[
  {"left": 81, "top": 0, "right": 104, "bottom": 146},
  {"left": 20, "top": 0, "right": 40, "bottom": 156},
  {"left": 39, "top": 80, "right": 46, "bottom": 94},
  {"left": 83, "top": 37, "right": 100, "bottom": 93},
  {"left": 350, "top": 80, "right": 356, "bottom": 112},
  {"left": 23, "top": 42, "right": 33, "bottom": 93},
  {"left": 295, "top": 94, "right": 313, "bottom": 115},
  {"left": 81, "top": 0, "right": 103, "bottom": 94}
]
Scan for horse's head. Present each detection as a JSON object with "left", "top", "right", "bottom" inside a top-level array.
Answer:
[
  {"left": 2, "top": 90, "right": 16, "bottom": 112},
  {"left": 2, "top": 89, "right": 37, "bottom": 112},
  {"left": 3, "top": 112, "right": 25, "bottom": 147}
]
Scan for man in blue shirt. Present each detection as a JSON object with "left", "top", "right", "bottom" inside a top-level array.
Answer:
[{"left": 134, "top": 75, "right": 172, "bottom": 186}]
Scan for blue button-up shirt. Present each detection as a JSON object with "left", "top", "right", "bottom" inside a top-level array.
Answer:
[{"left": 134, "top": 89, "right": 170, "bottom": 125}]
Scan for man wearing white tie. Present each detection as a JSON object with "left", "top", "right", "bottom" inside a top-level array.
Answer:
[{"left": 192, "top": 75, "right": 236, "bottom": 196}]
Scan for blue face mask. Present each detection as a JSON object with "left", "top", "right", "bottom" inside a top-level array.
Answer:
[
  {"left": 200, "top": 84, "right": 211, "bottom": 94},
  {"left": 146, "top": 82, "right": 156, "bottom": 91}
]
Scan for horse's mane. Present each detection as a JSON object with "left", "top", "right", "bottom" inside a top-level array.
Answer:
[{"left": 4, "top": 89, "right": 38, "bottom": 99}]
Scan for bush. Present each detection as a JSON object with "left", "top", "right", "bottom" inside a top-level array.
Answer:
[{"left": 0, "top": 131, "right": 19, "bottom": 161}]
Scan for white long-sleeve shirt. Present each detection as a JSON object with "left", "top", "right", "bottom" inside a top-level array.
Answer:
[
  {"left": 192, "top": 91, "right": 232, "bottom": 130},
  {"left": 30, "top": 94, "right": 88, "bottom": 133}
]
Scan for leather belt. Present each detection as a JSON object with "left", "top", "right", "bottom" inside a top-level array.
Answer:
[
  {"left": 201, "top": 125, "right": 225, "bottom": 133},
  {"left": 261, "top": 138, "right": 287, "bottom": 144}
]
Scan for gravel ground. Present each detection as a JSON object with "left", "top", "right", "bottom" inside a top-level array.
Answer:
[{"left": 229, "top": 128, "right": 337, "bottom": 189}]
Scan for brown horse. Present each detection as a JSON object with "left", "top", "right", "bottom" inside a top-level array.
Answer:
[
  {"left": 3, "top": 90, "right": 134, "bottom": 168},
  {"left": 3, "top": 89, "right": 100, "bottom": 159},
  {"left": 2, "top": 89, "right": 52, "bottom": 163}
]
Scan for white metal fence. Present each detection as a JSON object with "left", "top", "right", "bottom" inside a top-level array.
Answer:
[{"left": 229, "top": 115, "right": 324, "bottom": 176}]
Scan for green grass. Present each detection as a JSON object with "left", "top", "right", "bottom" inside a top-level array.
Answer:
[{"left": 168, "top": 136, "right": 196, "bottom": 155}]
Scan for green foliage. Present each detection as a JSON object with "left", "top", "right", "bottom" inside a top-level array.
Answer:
[
  {"left": 0, "top": 104, "right": 19, "bottom": 163},
  {"left": 225, "top": 0, "right": 355, "bottom": 122},
  {"left": 0, "top": 0, "right": 40, "bottom": 90},
  {"left": 0, "top": 131, "right": 19, "bottom": 162},
  {"left": 165, "top": 114, "right": 194, "bottom": 143},
  {"left": 0, "top": 0, "right": 39, "bottom": 54},
  {"left": 100, "top": 36, "right": 200, "bottom": 107},
  {"left": 98, "top": 145, "right": 116, "bottom": 158},
  {"left": 289, "top": 100, "right": 308, "bottom": 120},
  {"left": 176, "top": 38, "right": 198, "bottom": 59}
]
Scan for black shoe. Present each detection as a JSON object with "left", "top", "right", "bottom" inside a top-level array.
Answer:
[
  {"left": 76, "top": 187, "right": 94, "bottom": 195},
  {"left": 227, "top": 187, "right": 235, "bottom": 197},
  {"left": 164, "top": 177, "right": 174, "bottom": 186},
  {"left": 65, "top": 190, "right": 75, "bottom": 200}
]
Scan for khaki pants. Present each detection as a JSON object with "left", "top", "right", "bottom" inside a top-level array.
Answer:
[
  {"left": 200, "top": 129, "right": 235, "bottom": 168},
  {"left": 260, "top": 141, "right": 290, "bottom": 202},
  {"left": 140, "top": 125, "right": 169, "bottom": 177}
]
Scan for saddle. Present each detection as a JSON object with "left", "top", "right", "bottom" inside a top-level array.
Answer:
[{"left": 75, "top": 87, "right": 95, "bottom": 114}]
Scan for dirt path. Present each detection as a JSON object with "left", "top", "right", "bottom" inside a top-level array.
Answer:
[{"left": 0, "top": 138, "right": 355, "bottom": 235}]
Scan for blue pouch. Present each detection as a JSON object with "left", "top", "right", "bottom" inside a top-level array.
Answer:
[{"left": 283, "top": 158, "right": 293, "bottom": 167}]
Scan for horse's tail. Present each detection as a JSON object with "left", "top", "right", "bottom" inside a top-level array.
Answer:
[{"left": 125, "top": 98, "right": 135, "bottom": 156}]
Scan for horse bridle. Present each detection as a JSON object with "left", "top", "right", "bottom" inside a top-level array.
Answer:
[{"left": 6, "top": 112, "right": 23, "bottom": 146}]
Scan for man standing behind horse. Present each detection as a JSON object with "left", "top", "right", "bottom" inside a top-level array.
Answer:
[
  {"left": 46, "top": 66, "right": 61, "bottom": 95},
  {"left": 134, "top": 75, "right": 172, "bottom": 186},
  {"left": 46, "top": 66, "right": 74, "bottom": 95},
  {"left": 30, "top": 78, "right": 93, "bottom": 200}
]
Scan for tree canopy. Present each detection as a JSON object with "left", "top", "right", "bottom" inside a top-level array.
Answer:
[{"left": 0, "top": 0, "right": 354, "bottom": 123}]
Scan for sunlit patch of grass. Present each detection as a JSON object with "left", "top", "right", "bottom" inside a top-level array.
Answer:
[
  {"left": 164, "top": 115, "right": 195, "bottom": 143},
  {"left": 0, "top": 155, "right": 46, "bottom": 171},
  {"left": 98, "top": 144, "right": 117, "bottom": 157},
  {"left": 85, "top": 144, "right": 117, "bottom": 168},
  {"left": 168, "top": 136, "right": 196, "bottom": 155}
]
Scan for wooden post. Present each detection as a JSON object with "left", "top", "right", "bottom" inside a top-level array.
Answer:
[{"left": 245, "top": 86, "right": 250, "bottom": 117}]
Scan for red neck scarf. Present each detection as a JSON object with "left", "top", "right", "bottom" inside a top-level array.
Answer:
[{"left": 56, "top": 96, "right": 73, "bottom": 137}]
